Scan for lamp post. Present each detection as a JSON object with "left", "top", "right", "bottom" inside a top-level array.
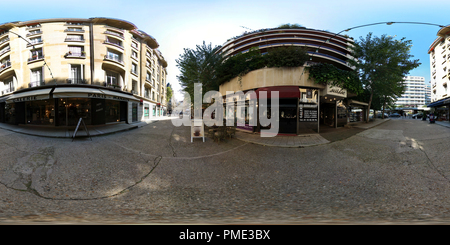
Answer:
[
  {"left": 0, "top": 27, "right": 54, "bottom": 79},
  {"left": 311, "top": 21, "right": 446, "bottom": 63}
]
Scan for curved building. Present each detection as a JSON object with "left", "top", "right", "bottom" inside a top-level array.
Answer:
[
  {"left": 0, "top": 17, "right": 168, "bottom": 127},
  {"left": 218, "top": 27, "right": 367, "bottom": 135},
  {"left": 428, "top": 25, "right": 450, "bottom": 121},
  {"left": 217, "top": 27, "right": 355, "bottom": 71}
]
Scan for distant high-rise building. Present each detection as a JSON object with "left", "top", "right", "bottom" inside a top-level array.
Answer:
[
  {"left": 425, "top": 81, "right": 432, "bottom": 105},
  {"left": 395, "top": 76, "right": 426, "bottom": 108}
]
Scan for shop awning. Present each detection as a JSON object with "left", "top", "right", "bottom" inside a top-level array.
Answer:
[
  {"left": 99, "top": 89, "right": 140, "bottom": 102},
  {"left": 256, "top": 86, "right": 300, "bottom": 99},
  {"left": 428, "top": 98, "right": 450, "bottom": 107},
  {"left": 6, "top": 88, "right": 52, "bottom": 104},
  {"left": 52, "top": 87, "right": 104, "bottom": 99},
  {"left": 52, "top": 87, "right": 139, "bottom": 102},
  {"left": 348, "top": 99, "right": 368, "bottom": 106},
  {"left": 0, "top": 95, "right": 10, "bottom": 103}
]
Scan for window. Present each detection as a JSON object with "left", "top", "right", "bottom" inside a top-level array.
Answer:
[
  {"left": 132, "top": 80, "right": 138, "bottom": 94},
  {"left": 106, "top": 71, "right": 119, "bottom": 87},
  {"left": 67, "top": 46, "right": 84, "bottom": 57},
  {"left": 131, "top": 41, "right": 138, "bottom": 49},
  {"left": 131, "top": 50, "right": 138, "bottom": 59},
  {"left": 105, "top": 49, "right": 122, "bottom": 63},
  {"left": 105, "top": 36, "right": 122, "bottom": 48},
  {"left": 2, "top": 76, "right": 14, "bottom": 94},
  {"left": 30, "top": 68, "right": 43, "bottom": 87},
  {"left": 66, "top": 34, "right": 84, "bottom": 42},
  {"left": 29, "top": 36, "right": 42, "bottom": 44},
  {"left": 67, "top": 27, "right": 83, "bottom": 32},
  {"left": 29, "top": 48, "right": 43, "bottom": 61},
  {"left": 69, "top": 64, "right": 84, "bottom": 84},
  {"left": 131, "top": 63, "right": 138, "bottom": 74}
]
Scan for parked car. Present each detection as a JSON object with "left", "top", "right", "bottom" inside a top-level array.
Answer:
[
  {"left": 377, "top": 113, "right": 389, "bottom": 118},
  {"left": 412, "top": 113, "right": 423, "bottom": 119},
  {"left": 389, "top": 113, "right": 401, "bottom": 118}
]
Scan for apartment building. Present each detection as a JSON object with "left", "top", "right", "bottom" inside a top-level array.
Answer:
[
  {"left": 395, "top": 76, "right": 426, "bottom": 108},
  {"left": 0, "top": 17, "right": 167, "bottom": 127},
  {"left": 427, "top": 25, "right": 450, "bottom": 120},
  {"left": 217, "top": 26, "right": 367, "bottom": 134}
]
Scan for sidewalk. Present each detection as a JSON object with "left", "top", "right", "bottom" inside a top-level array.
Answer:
[
  {"left": 234, "top": 118, "right": 391, "bottom": 148},
  {"left": 434, "top": 120, "right": 450, "bottom": 129},
  {"left": 0, "top": 116, "right": 173, "bottom": 139}
]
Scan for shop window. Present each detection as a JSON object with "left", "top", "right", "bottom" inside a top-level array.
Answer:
[{"left": 26, "top": 100, "right": 55, "bottom": 125}]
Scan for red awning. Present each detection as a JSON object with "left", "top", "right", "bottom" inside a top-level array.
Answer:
[{"left": 256, "top": 86, "right": 300, "bottom": 99}]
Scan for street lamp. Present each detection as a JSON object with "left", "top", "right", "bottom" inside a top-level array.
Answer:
[{"left": 312, "top": 21, "right": 446, "bottom": 62}]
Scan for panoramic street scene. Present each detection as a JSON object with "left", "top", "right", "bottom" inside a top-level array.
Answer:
[{"left": 2, "top": 0, "right": 450, "bottom": 232}]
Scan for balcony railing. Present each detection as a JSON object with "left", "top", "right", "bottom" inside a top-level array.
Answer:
[
  {"left": 0, "top": 47, "right": 10, "bottom": 56},
  {"left": 0, "top": 37, "right": 9, "bottom": 45},
  {"left": 65, "top": 52, "right": 86, "bottom": 58},
  {"left": 104, "top": 55, "right": 123, "bottom": 64},
  {"left": 66, "top": 78, "right": 87, "bottom": 84},
  {"left": 104, "top": 82, "right": 121, "bottom": 90},
  {"left": 28, "top": 55, "right": 45, "bottom": 62},
  {"left": 0, "top": 61, "right": 11, "bottom": 72},
  {"left": 29, "top": 81, "right": 45, "bottom": 88},
  {"left": 2, "top": 86, "right": 14, "bottom": 95},
  {"left": 65, "top": 37, "right": 85, "bottom": 42},
  {"left": 104, "top": 40, "right": 123, "bottom": 49},
  {"left": 104, "top": 30, "right": 124, "bottom": 39}
]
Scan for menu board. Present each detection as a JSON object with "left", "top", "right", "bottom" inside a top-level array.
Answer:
[{"left": 299, "top": 104, "right": 318, "bottom": 122}]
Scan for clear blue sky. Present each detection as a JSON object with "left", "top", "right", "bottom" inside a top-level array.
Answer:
[{"left": 2, "top": 0, "right": 450, "bottom": 100}]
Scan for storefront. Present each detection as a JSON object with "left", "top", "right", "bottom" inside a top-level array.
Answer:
[
  {"left": 427, "top": 98, "right": 450, "bottom": 121},
  {"left": 320, "top": 84, "right": 348, "bottom": 129},
  {"left": 1, "top": 86, "right": 139, "bottom": 126}
]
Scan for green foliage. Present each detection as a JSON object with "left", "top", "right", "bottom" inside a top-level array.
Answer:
[
  {"left": 265, "top": 46, "right": 309, "bottom": 68},
  {"left": 276, "top": 23, "right": 305, "bottom": 29},
  {"left": 216, "top": 46, "right": 309, "bottom": 85},
  {"left": 176, "top": 41, "right": 223, "bottom": 99},
  {"left": 349, "top": 32, "right": 421, "bottom": 122},
  {"left": 166, "top": 85, "right": 173, "bottom": 102},
  {"left": 307, "top": 63, "right": 363, "bottom": 95}
]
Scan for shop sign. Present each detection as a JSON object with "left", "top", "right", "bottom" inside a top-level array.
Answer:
[
  {"left": 87, "top": 93, "right": 130, "bottom": 101},
  {"left": 12, "top": 96, "right": 37, "bottom": 103},
  {"left": 299, "top": 103, "right": 318, "bottom": 122},
  {"left": 323, "top": 84, "right": 347, "bottom": 98}
]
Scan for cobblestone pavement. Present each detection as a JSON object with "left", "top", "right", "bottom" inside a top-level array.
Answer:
[{"left": 1, "top": 117, "right": 450, "bottom": 224}]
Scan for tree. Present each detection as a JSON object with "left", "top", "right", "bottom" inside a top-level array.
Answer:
[
  {"left": 349, "top": 33, "right": 420, "bottom": 122},
  {"left": 166, "top": 84, "right": 173, "bottom": 102},
  {"left": 176, "top": 41, "right": 223, "bottom": 100}
]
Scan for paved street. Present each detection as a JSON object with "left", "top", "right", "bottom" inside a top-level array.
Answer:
[{"left": 1, "top": 117, "right": 450, "bottom": 224}]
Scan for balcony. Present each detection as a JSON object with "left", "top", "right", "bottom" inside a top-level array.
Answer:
[
  {"left": 104, "top": 82, "right": 121, "bottom": 90},
  {"left": 0, "top": 61, "right": 11, "bottom": 73},
  {"left": 65, "top": 36, "right": 85, "bottom": 42},
  {"left": 104, "top": 40, "right": 123, "bottom": 50},
  {"left": 28, "top": 54, "right": 45, "bottom": 63},
  {"left": 104, "top": 30, "right": 124, "bottom": 39},
  {"left": 2, "top": 86, "right": 14, "bottom": 95},
  {"left": 27, "top": 40, "right": 43, "bottom": 47},
  {"left": 104, "top": 54, "right": 124, "bottom": 65},
  {"left": 26, "top": 30, "right": 42, "bottom": 37},
  {"left": 66, "top": 78, "right": 87, "bottom": 84},
  {"left": 29, "top": 81, "right": 45, "bottom": 88},
  {"left": 64, "top": 51, "right": 86, "bottom": 59},
  {"left": 0, "top": 37, "right": 9, "bottom": 46},
  {"left": 0, "top": 47, "right": 10, "bottom": 57},
  {"left": 65, "top": 28, "right": 84, "bottom": 33}
]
